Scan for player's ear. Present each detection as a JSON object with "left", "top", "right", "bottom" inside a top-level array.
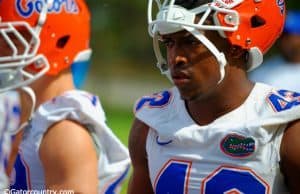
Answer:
[
  {"left": 227, "top": 45, "right": 248, "bottom": 70},
  {"left": 228, "top": 45, "right": 246, "bottom": 59}
]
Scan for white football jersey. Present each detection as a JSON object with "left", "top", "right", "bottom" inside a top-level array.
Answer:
[
  {"left": 134, "top": 83, "right": 300, "bottom": 194},
  {"left": 10, "top": 90, "right": 130, "bottom": 193},
  {"left": 0, "top": 92, "right": 20, "bottom": 189}
]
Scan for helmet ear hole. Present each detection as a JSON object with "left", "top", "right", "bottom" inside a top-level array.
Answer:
[
  {"left": 251, "top": 15, "right": 266, "bottom": 28},
  {"left": 56, "top": 35, "right": 70, "bottom": 49}
]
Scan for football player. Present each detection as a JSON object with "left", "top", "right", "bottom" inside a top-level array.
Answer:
[
  {"left": 0, "top": 2, "right": 41, "bottom": 188},
  {"left": 0, "top": 0, "right": 130, "bottom": 193},
  {"left": 0, "top": 92, "right": 20, "bottom": 189},
  {"left": 128, "top": 0, "right": 300, "bottom": 193}
]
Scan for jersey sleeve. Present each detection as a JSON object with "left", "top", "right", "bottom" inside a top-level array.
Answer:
[{"left": 33, "top": 90, "right": 106, "bottom": 129}]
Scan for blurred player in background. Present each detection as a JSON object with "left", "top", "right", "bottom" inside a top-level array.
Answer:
[
  {"left": 0, "top": 0, "right": 130, "bottom": 193},
  {"left": 0, "top": 92, "right": 21, "bottom": 189},
  {"left": 0, "top": 3, "right": 42, "bottom": 188},
  {"left": 249, "top": 10, "right": 300, "bottom": 92},
  {"left": 128, "top": 0, "right": 300, "bottom": 193}
]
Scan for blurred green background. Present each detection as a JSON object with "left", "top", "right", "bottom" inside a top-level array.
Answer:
[
  {"left": 84, "top": 1, "right": 172, "bottom": 193},
  {"left": 83, "top": 1, "right": 299, "bottom": 193}
]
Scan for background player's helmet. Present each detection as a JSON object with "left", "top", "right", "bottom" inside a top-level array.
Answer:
[
  {"left": 148, "top": 0, "right": 286, "bottom": 82},
  {"left": 0, "top": 0, "right": 91, "bottom": 91},
  {"left": 284, "top": 10, "right": 300, "bottom": 35}
]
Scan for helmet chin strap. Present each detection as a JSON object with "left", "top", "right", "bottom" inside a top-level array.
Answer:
[
  {"left": 9, "top": 86, "right": 36, "bottom": 135},
  {"left": 153, "top": 27, "right": 227, "bottom": 84},
  {"left": 183, "top": 26, "right": 227, "bottom": 84}
]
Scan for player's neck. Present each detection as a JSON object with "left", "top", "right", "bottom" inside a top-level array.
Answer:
[
  {"left": 185, "top": 68, "right": 254, "bottom": 125},
  {"left": 30, "top": 69, "right": 75, "bottom": 109}
]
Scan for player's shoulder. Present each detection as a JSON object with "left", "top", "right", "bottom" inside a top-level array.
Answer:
[
  {"left": 259, "top": 83, "right": 300, "bottom": 113},
  {"left": 250, "top": 83, "right": 300, "bottom": 127},
  {"left": 53, "top": 89, "right": 99, "bottom": 107},
  {"left": 37, "top": 89, "right": 106, "bottom": 122},
  {"left": 31, "top": 90, "right": 106, "bottom": 138},
  {"left": 133, "top": 87, "right": 182, "bottom": 130},
  {"left": 42, "top": 90, "right": 101, "bottom": 112}
]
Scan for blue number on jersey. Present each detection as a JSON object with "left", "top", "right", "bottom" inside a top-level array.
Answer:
[
  {"left": 268, "top": 90, "right": 300, "bottom": 112},
  {"left": 202, "top": 166, "right": 268, "bottom": 194},
  {"left": 155, "top": 162, "right": 268, "bottom": 194},
  {"left": 135, "top": 90, "right": 172, "bottom": 112},
  {"left": 155, "top": 160, "right": 192, "bottom": 194},
  {"left": 10, "top": 153, "right": 29, "bottom": 189}
]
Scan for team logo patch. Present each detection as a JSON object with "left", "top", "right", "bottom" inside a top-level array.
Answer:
[
  {"left": 220, "top": 134, "right": 255, "bottom": 158},
  {"left": 276, "top": 0, "right": 285, "bottom": 15},
  {"left": 267, "top": 90, "right": 300, "bottom": 112},
  {"left": 16, "top": 0, "right": 79, "bottom": 18}
]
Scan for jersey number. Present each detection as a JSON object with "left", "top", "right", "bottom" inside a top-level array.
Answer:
[
  {"left": 135, "top": 91, "right": 172, "bottom": 112},
  {"left": 268, "top": 90, "right": 300, "bottom": 112},
  {"left": 155, "top": 160, "right": 269, "bottom": 194}
]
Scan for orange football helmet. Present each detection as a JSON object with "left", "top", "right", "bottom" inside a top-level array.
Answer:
[
  {"left": 148, "top": 0, "right": 286, "bottom": 81},
  {"left": 0, "top": 0, "right": 91, "bottom": 91}
]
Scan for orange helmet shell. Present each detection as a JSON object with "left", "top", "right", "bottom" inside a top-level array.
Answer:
[
  {"left": 0, "top": 0, "right": 91, "bottom": 75},
  {"left": 216, "top": 0, "right": 285, "bottom": 54}
]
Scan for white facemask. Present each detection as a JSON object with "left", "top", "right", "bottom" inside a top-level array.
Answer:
[
  {"left": 0, "top": 0, "right": 52, "bottom": 93},
  {"left": 148, "top": 0, "right": 242, "bottom": 83}
]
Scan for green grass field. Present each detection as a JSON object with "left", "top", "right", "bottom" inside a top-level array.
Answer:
[{"left": 104, "top": 105, "right": 134, "bottom": 193}]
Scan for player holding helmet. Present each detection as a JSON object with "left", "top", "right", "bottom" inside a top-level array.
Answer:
[
  {"left": 0, "top": 0, "right": 130, "bottom": 192},
  {"left": 128, "top": 0, "right": 300, "bottom": 193}
]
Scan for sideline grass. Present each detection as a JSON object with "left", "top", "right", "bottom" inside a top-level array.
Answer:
[
  {"left": 104, "top": 106, "right": 134, "bottom": 146},
  {"left": 104, "top": 105, "right": 134, "bottom": 193}
]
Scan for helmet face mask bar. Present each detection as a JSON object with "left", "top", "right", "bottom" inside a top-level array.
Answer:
[
  {"left": 148, "top": 0, "right": 286, "bottom": 82},
  {"left": 0, "top": 2, "right": 50, "bottom": 93},
  {"left": 148, "top": 0, "right": 240, "bottom": 37}
]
